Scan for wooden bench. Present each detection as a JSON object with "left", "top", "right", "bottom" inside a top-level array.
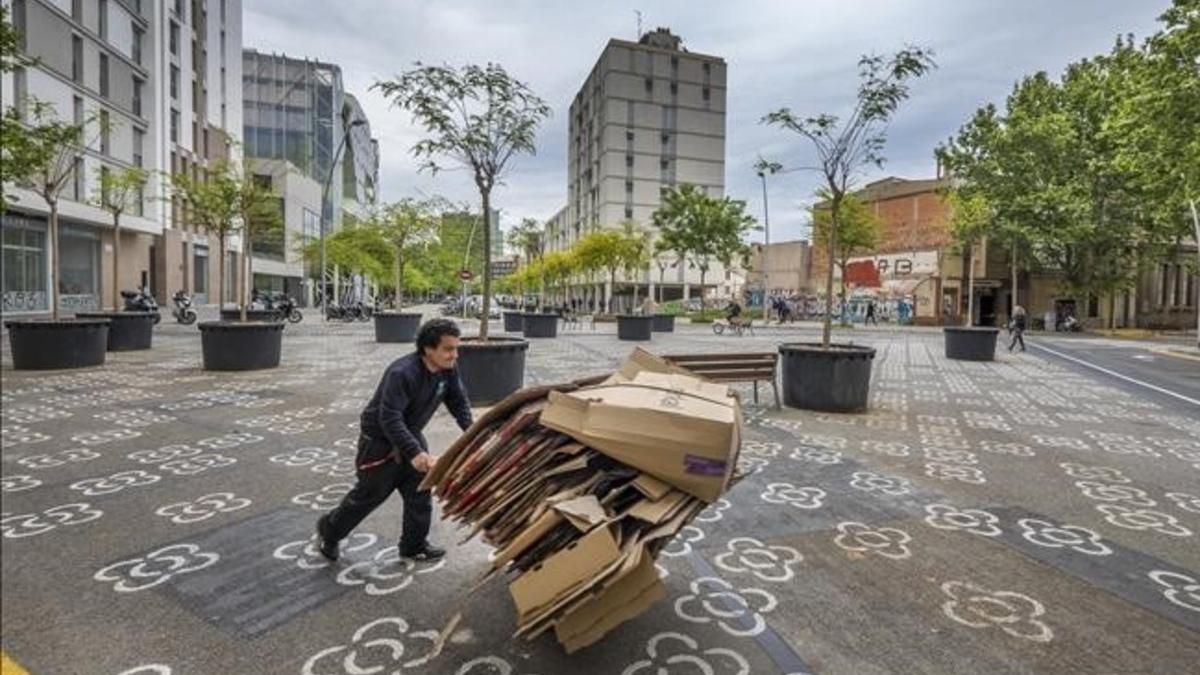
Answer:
[{"left": 662, "top": 352, "right": 780, "bottom": 409}]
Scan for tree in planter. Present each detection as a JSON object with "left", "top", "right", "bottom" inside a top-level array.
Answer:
[
  {"left": 375, "top": 63, "right": 550, "bottom": 338},
  {"left": 811, "top": 190, "right": 880, "bottom": 324},
  {"left": 6, "top": 101, "right": 95, "bottom": 319},
  {"left": 507, "top": 217, "right": 544, "bottom": 310},
  {"left": 765, "top": 47, "right": 935, "bottom": 346},
  {"left": 573, "top": 229, "right": 627, "bottom": 314},
  {"left": 169, "top": 159, "right": 279, "bottom": 321},
  {"left": 93, "top": 166, "right": 149, "bottom": 311},
  {"left": 375, "top": 199, "right": 440, "bottom": 310},
  {"left": 620, "top": 222, "right": 652, "bottom": 309}
]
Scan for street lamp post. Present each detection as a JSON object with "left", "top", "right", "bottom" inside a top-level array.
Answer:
[
  {"left": 319, "top": 117, "right": 367, "bottom": 321},
  {"left": 754, "top": 158, "right": 782, "bottom": 322}
]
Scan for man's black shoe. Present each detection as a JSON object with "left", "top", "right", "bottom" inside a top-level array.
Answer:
[
  {"left": 400, "top": 543, "right": 445, "bottom": 562},
  {"left": 316, "top": 515, "right": 338, "bottom": 561}
]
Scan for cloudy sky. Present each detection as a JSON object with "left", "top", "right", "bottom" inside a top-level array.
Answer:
[{"left": 242, "top": 0, "right": 1166, "bottom": 243}]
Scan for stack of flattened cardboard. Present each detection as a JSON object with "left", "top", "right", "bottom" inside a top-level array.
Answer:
[{"left": 422, "top": 348, "right": 742, "bottom": 653}]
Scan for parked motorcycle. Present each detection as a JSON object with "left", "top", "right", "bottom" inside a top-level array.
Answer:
[
  {"left": 272, "top": 294, "right": 303, "bottom": 323},
  {"left": 171, "top": 290, "right": 197, "bottom": 325},
  {"left": 121, "top": 288, "right": 161, "bottom": 324}
]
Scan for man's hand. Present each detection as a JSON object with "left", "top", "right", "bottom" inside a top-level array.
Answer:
[{"left": 410, "top": 452, "right": 437, "bottom": 473}]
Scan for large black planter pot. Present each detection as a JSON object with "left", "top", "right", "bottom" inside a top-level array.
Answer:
[
  {"left": 651, "top": 314, "right": 676, "bottom": 332},
  {"left": 779, "top": 343, "right": 876, "bottom": 413},
  {"left": 6, "top": 319, "right": 110, "bottom": 370},
  {"left": 503, "top": 311, "right": 524, "bottom": 333},
  {"left": 522, "top": 313, "right": 559, "bottom": 338},
  {"left": 220, "top": 308, "right": 283, "bottom": 322},
  {"left": 456, "top": 338, "right": 529, "bottom": 406},
  {"left": 374, "top": 312, "right": 422, "bottom": 343},
  {"left": 944, "top": 326, "right": 1000, "bottom": 361},
  {"left": 199, "top": 321, "right": 284, "bottom": 371},
  {"left": 617, "top": 315, "right": 654, "bottom": 341},
  {"left": 75, "top": 311, "right": 155, "bottom": 351}
]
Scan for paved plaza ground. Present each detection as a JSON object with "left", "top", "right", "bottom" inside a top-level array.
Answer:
[{"left": 2, "top": 313, "right": 1198, "bottom": 674}]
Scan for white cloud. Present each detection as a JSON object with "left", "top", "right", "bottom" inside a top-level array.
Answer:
[{"left": 244, "top": 0, "right": 1165, "bottom": 240}]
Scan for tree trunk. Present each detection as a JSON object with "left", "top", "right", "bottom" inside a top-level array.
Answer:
[
  {"left": 608, "top": 270, "right": 616, "bottom": 314},
  {"left": 1108, "top": 292, "right": 1117, "bottom": 331},
  {"left": 112, "top": 213, "right": 121, "bottom": 311},
  {"left": 217, "top": 234, "right": 226, "bottom": 317},
  {"left": 1011, "top": 241, "right": 1018, "bottom": 317},
  {"left": 699, "top": 268, "right": 707, "bottom": 318},
  {"left": 821, "top": 212, "right": 836, "bottom": 348},
  {"left": 50, "top": 198, "right": 61, "bottom": 320},
  {"left": 658, "top": 267, "right": 665, "bottom": 303},
  {"left": 240, "top": 229, "right": 251, "bottom": 322},
  {"left": 480, "top": 189, "right": 492, "bottom": 339},
  {"left": 395, "top": 248, "right": 403, "bottom": 309},
  {"left": 838, "top": 259, "right": 848, "bottom": 325},
  {"left": 1191, "top": 198, "right": 1199, "bottom": 349},
  {"left": 965, "top": 243, "right": 975, "bottom": 327}
]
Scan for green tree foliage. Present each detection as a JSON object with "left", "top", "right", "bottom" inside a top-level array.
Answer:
[
  {"left": 93, "top": 167, "right": 149, "bottom": 310},
  {"left": 572, "top": 229, "right": 626, "bottom": 313},
  {"left": 375, "top": 63, "right": 550, "bottom": 337},
  {"left": 374, "top": 198, "right": 440, "bottom": 308},
  {"left": 812, "top": 190, "right": 881, "bottom": 302},
  {"left": 652, "top": 184, "right": 758, "bottom": 305},
  {"left": 765, "top": 47, "right": 935, "bottom": 346}
]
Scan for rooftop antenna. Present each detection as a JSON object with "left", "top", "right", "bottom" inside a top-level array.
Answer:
[{"left": 635, "top": 10, "right": 643, "bottom": 38}]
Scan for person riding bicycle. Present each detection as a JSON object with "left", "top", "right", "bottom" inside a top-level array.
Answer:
[{"left": 725, "top": 300, "right": 743, "bottom": 323}]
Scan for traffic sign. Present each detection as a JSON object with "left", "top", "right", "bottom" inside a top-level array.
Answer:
[{"left": 459, "top": 269, "right": 474, "bottom": 282}]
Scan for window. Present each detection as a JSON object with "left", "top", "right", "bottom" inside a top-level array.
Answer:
[
  {"left": 133, "top": 128, "right": 144, "bottom": 167},
  {"left": 671, "top": 56, "right": 679, "bottom": 70},
  {"left": 132, "top": 25, "right": 143, "bottom": 64},
  {"left": 661, "top": 132, "right": 670, "bottom": 144},
  {"left": 702, "top": 87, "right": 711, "bottom": 101},
  {"left": 170, "top": 22, "right": 179, "bottom": 55},
  {"left": 625, "top": 130, "right": 634, "bottom": 142},
  {"left": 170, "top": 65, "right": 179, "bottom": 99},
  {"left": 73, "top": 96, "right": 83, "bottom": 125},
  {"left": 625, "top": 180, "right": 633, "bottom": 193},
  {"left": 703, "top": 62, "right": 711, "bottom": 75},
  {"left": 99, "top": 109, "right": 110, "bottom": 154},
  {"left": 72, "top": 0, "right": 83, "bottom": 21},
  {"left": 193, "top": 245, "right": 208, "bottom": 295},
  {"left": 202, "top": 127, "right": 209, "bottom": 156},
  {"left": 170, "top": 109, "right": 179, "bottom": 143},
  {"left": 173, "top": 0, "right": 184, "bottom": 19},
  {"left": 99, "top": 54, "right": 109, "bottom": 97},
  {"left": 625, "top": 154, "right": 634, "bottom": 168},
  {"left": 72, "top": 156, "right": 84, "bottom": 201},
  {"left": 669, "top": 82, "right": 678, "bottom": 95},
  {"left": 13, "top": 67, "right": 27, "bottom": 121},
  {"left": 99, "top": 165, "right": 111, "bottom": 203},
  {"left": 11, "top": 0, "right": 26, "bottom": 49},
  {"left": 132, "top": 77, "right": 143, "bottom": 116},
  {"left": 72, "top": 35, "right": 83, "bottom": 83},
  {"left": 99, "top": 0, "right": 108, "bottom": 38},
  {"left": 625, "top": 207, "right": 634, "bottom": 219},
  {"left": 644, "top": 78, "right": 653, "bottom": 93},
  {"left": 2, "top": 215, "right": 49, "bottom": 312},
  {"left": 660, "top": 159, "right": 669, "bottom": 170}
]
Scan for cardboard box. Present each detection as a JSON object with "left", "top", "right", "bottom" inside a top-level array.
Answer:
[{"left": 540, "top": 371, "right": 741, "bottom": 503}]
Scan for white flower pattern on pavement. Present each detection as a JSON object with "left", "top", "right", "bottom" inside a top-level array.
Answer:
[
  {"left": 674, "top": 577, "right": 778, "bottom": 637},
  {"left": 713, "top": 537, "right": 803, "bottom": 582},
  {"left": 789, "top": 446, "right": 844, "bottom": 465},
  {"left": 293, "top": 484, "right": 354, "bottom": 511},
  {"left": 925, "top": 462, "right": 987, "bottom": 484},
  {"left": 621, "top": 632, "right": 750, "bottom": 675},
  {"left": 1, "top": 503, "right": 103, "bottom": 538},
  {"left": 1017, "top": 519, "right": 1112, "bottom": 556},
  {"left": 695, "top": 499, "right": 730, "bottom": 523},
  {"left": 660, "top": 525, "right": 705, "bottom": 557},
  {"left": 834, "top": 522, "right": 913, "bottom": 560},
  {"left": 155, "top": 493, "right": 252, "bottom": 524},
  {"left": 1059, "top": 463, "right": 1129, "bottom": 483},
  {"left": 923, "top": 504, "right": 1002, "bottom": 537},
  {"left": 761, "top": 483, "right": 826, "bottom": 509},
  {"left": 69, "top": 470, "right": 160, "bottom": 496},
  {"left": 1147, "top": 571, "right": 1200, "bottom": 613},
  {"left": 1, "top": 474, "right": 42, "bottom": 492},
  {"left": 1074, "top": 482, "right": 1156, "bottom": 506},
  {"left": 939, "top": 580, "right": 1053, "bottom": 642},
  {"left": 1096, "top": 505, "right": 1192, "bottom": 537},
  {"left": 1164, "top": 492, "right": 1200, "bottom": 515},
  {"left": 301, "top": 616, "right": 440, "bottom": 674},
  {"left": 94, "top": 544, "right": 219, "bottom": 592},
  {"left": 274, "top": 533, "right": 378, "bottom": 570},
  {"left": 849, "top": 471, "right": 912, "bottom": 496},
  {"left": 337, "top": 547, "right": 445, "bottom": 595}
]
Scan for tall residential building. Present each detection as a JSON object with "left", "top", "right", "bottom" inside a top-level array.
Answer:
[
  {"left": 241, "top": 49, "right": 379, "bottom": 301},
  {"left": 1, "top": 0, "right": 243, "bottom": 314},
  {"left": 559, "top": 28, "right": 727, "bottom": 309}
]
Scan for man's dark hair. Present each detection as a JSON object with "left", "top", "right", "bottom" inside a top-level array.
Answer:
[{"left": 416, "top": 318, "right": 461, "bottom": 354}]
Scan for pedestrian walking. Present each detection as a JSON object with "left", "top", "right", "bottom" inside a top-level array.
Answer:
[
  {"left": 315, "top": 319, "right": 473, "bottom": 562},
  {"left": 866, "top": 301, "right": 878, "bottom": 325},
  {"left": 1009, "top": 305, "right": 1028, "bottom": 352}
]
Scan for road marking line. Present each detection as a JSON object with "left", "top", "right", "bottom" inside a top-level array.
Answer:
[
  {"left": 1149, "top": 346, "right": 1200, "bottom": 363},
  {"left": 1, "top": 652, "right": 31, "bottom": 675},
  {"left": 1029, "top": 342, "right": 1200, "bottom": 407}
]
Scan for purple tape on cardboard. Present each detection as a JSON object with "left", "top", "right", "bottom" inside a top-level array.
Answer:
[{"left": 685, "top": 454, "right": 728, "bottom": 476}]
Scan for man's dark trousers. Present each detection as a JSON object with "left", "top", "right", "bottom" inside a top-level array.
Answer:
[{"left": 322, "top": 438, "right": 431, "bottom": 553}]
